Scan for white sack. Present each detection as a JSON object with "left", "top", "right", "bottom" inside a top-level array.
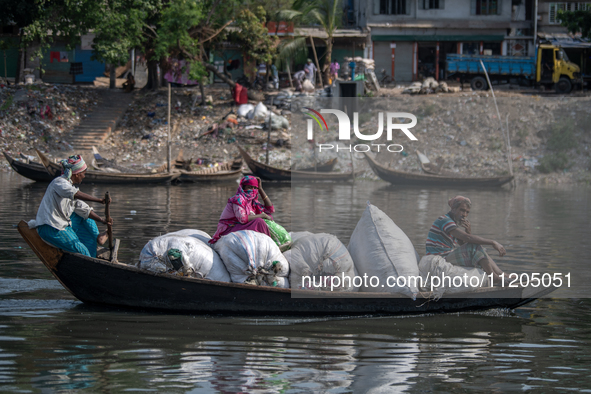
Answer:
[
  {"left": 302, "top": 80, "right": 315, "bottom": 93},
  {"left": 348, "top": 202, "right": 419, "bottom": 298},
  {"left": 419, "top": 255, "right": 490, "bottom": 300},
  {"left": 138, "top": 234, "right": 230, "bottom": 282},
  {"left": 237, "top": 104, "right": 254, "bottom": 118},
  {"left": 167, "top": 229, "right": 211, "bottom": 245},
  {"left": 289, "top": 233, "right": 358, "bottom": 292},
  {"left": 252, "top": 102, "right": 268, "bottom": 120},
  {"left": 289, "top": 231, "right": 314, "bottom": 243},
  {"left": 270, "top": 112, "right": 290, "bottom": 130},
  {"left": 213, "top": 230, "right": 289, "bottom": 287}
]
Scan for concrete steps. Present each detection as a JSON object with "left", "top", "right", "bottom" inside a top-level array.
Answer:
[{"left": 69, "top": 90, "right": 134, "bottom": 150}]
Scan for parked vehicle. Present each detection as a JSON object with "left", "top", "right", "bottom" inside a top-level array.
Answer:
[{"left": 446, "top": 44, "right": 581, "bottom": 93}]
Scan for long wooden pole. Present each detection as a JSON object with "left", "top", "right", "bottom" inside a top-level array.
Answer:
[
  {"left": 286, "top": 63, "right": 293, "bottom": 88},
  {"left": 167, "top": 82, "right": 171, "bottom": 173},
  {"left": 309, "top": 36, "right": 323, "bottom": 87},
  {"left": 104, "top": 191, "right": 113, "bottom": 252},
  {"left": 479, "top": 60, "right": 513, "bottom": 177}
]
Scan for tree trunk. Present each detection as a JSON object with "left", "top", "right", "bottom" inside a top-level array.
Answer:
[
  {"left": 324, "top": 39, "right": 333, "bottom": 85},
  {"left": 109, "top": 64, "right": 116, "bottom": 89},
  {"left": 199, "top": 77, "right": 206, "bottom": 106},
  {"left": 15, "top": 30, "right": 25, "bottom": 84},
  {"left": 145, "top": 59, "right": 160, "bottom": 90},
  {"left": 205, "top": 63, "right": 235, "bottom": 88}
]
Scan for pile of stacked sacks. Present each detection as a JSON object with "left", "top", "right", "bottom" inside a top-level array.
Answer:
[{"left": 137, "top": 202, "right": 491, "bottom": 299}]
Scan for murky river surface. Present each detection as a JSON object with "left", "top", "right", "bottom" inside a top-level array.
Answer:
[{"left": 1, "top": 172, "right": 590, "bottom": 393}]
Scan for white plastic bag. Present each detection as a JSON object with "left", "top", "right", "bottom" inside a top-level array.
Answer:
[
  {"left": 289, "top": 233, "right": 358, "bottom": 292},
  {"left": 252, "top": 102, "right": 268, "bottom": 120},
  {"left": 213, "top": 230, "right": 290, "bottom": 287},
  {"left": 166, "top": 229, "right": 211, "bottom": 245},
  {"left": 138, "top": 234, "right": 230, "bottom": 282},
  {"left": 237, "top": 104, "right": 254, "bottom": 118},
  {"left": 419, "top": 255, "right": 490, "bottom": 300},
  {"left": 348, "top": 202, "right": 419, "bottom": 298}
]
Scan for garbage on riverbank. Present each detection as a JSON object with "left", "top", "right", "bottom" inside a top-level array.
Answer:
[{"left": 0, "top": 83, "right": 99, "bottom": 163}]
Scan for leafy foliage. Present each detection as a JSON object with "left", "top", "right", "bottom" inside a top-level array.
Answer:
[{"left": 559, "top": 9, "right": 591, "bottom": 39}]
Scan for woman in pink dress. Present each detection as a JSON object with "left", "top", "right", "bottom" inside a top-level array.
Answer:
[{"left": 209, "top": 176, "right": 274, "bottom": 244}]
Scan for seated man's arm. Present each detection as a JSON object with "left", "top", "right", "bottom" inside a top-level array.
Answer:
[{"left": 449, "top": 228, "right": 506, "bottom": 257}]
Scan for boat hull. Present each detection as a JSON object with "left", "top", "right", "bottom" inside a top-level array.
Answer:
[
  {"left": 4, "top": 151, "right": 57, "bottom": 182},
  {"left": 18, "top": 221, "right": 553, "bottom": 315},
  {"left": 365, "top": 153, "right": 514, "bottom": 187},
  {"left": 238, "top": 146, "right": 354, "bottom": 182}
]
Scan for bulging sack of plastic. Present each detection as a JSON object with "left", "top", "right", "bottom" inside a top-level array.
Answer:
[
  {"left": 270, "top": 112, "right": 290, "bottom": 130},
  {"left": 237, "top": 104, "right": 254, "bottom": 118},
  {"left": 213, "top": 230, "right": 290, "bottom": 287},
  {"left": 166, "top": 229, "right": 211, "bottom": 245},
  {"left": 138, "top": 234, "right": 230, "bottom": 282},
  {"left": 289, "top": 233, "right": 358, "bottom": 292},
  {"left": 289, "top": 231, "right": 313, "bottom": 243},
  {"left": 302, "top": 79, "right": 315, "bottom": 93},
  {"left": 252, "top": 102, "right": 268, "bottom": 120},
  {"left": 419, "top": 255, "right": 490, "bottom": 300},
  {"left": 348, "top": 202, "right": 419, "bottom": 298}
]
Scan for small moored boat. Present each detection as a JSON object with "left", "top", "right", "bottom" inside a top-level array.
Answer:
[
  {"left": 178, "top": 157, "right": 244, "bottom": 183},
  {"left": 36, "top": 149, "right": 180, "bottom": 185},
  {"left": 238, "top": 145, "right": 356, "bottom": 182},
  {"left": 364, "top": 152, "right": 514, "bottom": 187},
  {"left": 17, "top": 220, "right": 555, "bottom": 315},
  {"left": 3, "top": 151, "right": 57, "bottom": 182}
]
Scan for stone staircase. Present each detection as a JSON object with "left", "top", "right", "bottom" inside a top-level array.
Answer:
[{"left": 68, "top": 89, "right": 134, "bottom": 150}]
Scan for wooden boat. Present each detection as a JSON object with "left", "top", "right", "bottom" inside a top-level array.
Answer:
[
  {"left": 364, "top": 153, "right": 514, "bottom": 187},
  {"left": 295, "top": 157, "right": 338, "bottom": 172},
  {"left": 17, "top": 220, "right": 555, "bottom": 315},
  {"left": 238, "top": 145, "right": 355, "bottom": 182},
  {"left": 178, "top": 157, "right": 244, "bottom": 183},
  {"left": 3, "top": 151, "right": 57, "bottom": 182},
  {"left": 36, "top": 149, "right": 180, "bottom": 184}
]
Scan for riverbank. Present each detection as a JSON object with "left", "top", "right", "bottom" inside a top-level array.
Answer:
[{"left": 1, "top": 82, "right": 590, "bottom": 184}]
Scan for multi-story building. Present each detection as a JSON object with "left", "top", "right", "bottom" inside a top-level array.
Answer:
[{"left": 353, "top": 0, "right": 536, "bottom": 82}]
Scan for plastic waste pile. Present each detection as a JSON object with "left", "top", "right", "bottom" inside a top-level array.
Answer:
[
  {"left": 0, "top": 83, "right": 99, "bottom": 165},
  {"left": 136, "top": 202, "right": 495, "bottom": 299}
]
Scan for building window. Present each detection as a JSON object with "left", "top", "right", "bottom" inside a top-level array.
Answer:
[
  {"left": 380, "top": 0, "right": 408, "bottom": 14},
  {"left": 471, "top": 0, "right": 500, "bottom": 15},
  {"left": 549, "top": 3, "right": 591, "bottom": 24},
  {"left": 420, "top": 0, "right": 444, "bottom": 9}
]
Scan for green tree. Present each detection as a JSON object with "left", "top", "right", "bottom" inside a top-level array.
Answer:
[
  {"left": 0, "top": 0, "right": 40, "bottom": 83},
  {"left": 154, "top": 0, "right": 278, "bottom": 95},
  {"left": 559, "top": 9, "right": 591, "bottom": 39},
  {"left": 279, "top": 0, "right": 344, "bottom": 85}
]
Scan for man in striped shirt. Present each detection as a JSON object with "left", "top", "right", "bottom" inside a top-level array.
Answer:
[{"left": 426, "top": 196, "right": 505, "bottom": 281}]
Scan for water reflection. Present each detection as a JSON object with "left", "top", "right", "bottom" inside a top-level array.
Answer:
[{"left": 1, "top": 173, "right": 591, "bottom": 391}]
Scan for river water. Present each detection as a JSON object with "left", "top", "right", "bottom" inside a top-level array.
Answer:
[{"left": 1, "top": 172, "right": 590, "bottom": 392}]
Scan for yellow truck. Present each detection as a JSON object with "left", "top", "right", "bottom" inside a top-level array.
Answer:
[{"left": 447, "top": 43, "right": 581, "bottom": 93}]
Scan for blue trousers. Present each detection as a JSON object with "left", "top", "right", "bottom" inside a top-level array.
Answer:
[{"left": 37, "top": 213, "right": 99, "bottom": 257}]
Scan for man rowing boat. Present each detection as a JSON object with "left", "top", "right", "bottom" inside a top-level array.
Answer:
[
  {"left": 32, "top": 155, "right": 113, "bottom": 257},
  {"left": 426, "top": 196, "right": 506, "bottom": 281}
]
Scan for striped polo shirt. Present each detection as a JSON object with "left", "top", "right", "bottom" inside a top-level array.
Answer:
[{"left": 426, "top": 212, "right": 459, "bottom": 256}]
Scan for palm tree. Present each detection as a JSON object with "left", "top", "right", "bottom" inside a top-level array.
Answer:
[
  {"left": 307, "top": 0, "right": 343, "bottom": 84},
  {"left": 276, "top": 0, "right": 344, "bottom": 86}
]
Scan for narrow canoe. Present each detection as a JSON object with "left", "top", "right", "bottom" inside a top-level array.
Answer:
[
  {"left": 3, "top": 151, "right": 57, "bottom": 182},
  {"left": 295, "top": 157, "right": 338, "bottom": 172},
  {"left": 238, "top": 145, "right": 355, "bottom": 182},
  {"left": 178, "top": 158, "right": 244, "bottom": 183},
  {"left": 17, "top": 220, "right": 555, "bottom": 315},
  {"left": 36, "top": 149, "right": 180, "bottom": 184},
  {"left": 364, "top": 153, "right": 514, "bottom": 187}
]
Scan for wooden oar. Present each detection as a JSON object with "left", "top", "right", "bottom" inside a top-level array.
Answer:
[{"left": 104, "top": 191, "right": 113, "bottom": 252}]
